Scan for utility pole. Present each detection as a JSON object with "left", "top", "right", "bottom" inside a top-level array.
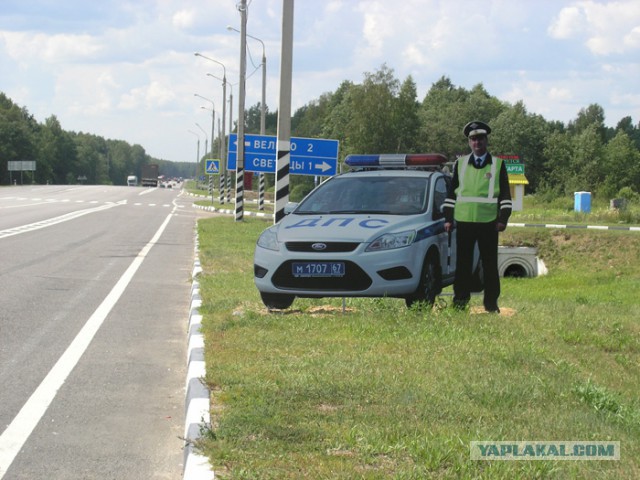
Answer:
[
  {"left": 235, "top": 0, "right": 248, "bottom": 221},
  {"left": 274, "top": 0, "right": 294, "bottom": 224}
]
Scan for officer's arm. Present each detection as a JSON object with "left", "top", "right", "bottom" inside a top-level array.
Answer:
[
  {"left": 497, "top": 162, "right": 512, "bottom": 227},
  {"left": 443, "top": 161, "right": 458, "bottom": 231}
]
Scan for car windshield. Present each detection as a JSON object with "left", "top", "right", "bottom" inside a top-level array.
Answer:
[{"left": 295, "top": 176, "right": 429, "bottom": 215}]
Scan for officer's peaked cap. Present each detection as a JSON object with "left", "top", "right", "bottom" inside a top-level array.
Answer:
[{"left": 463, "top": 121, "right": 491, "bottom": 137}]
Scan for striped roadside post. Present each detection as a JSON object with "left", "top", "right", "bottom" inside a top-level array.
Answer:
[
  {"left": 275, "top": 143, "right": 290, "bottom": 223},
  {"left": 258, "top": 173, "right": 265, "bottom": 211},
  {"left": 274, "top": 0, "right": 294, "bottom": 224},
  {"left": 234, "top": 0, "right": 248, "bottom": 222}
]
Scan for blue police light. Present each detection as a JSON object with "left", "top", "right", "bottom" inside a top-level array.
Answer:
[{"left": 345, "top": 153, "right": 448, "bottom": 167}]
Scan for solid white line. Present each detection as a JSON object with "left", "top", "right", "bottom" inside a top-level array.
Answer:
[{"left": 0, "top": 209, "right": 176, "bottom": 478}]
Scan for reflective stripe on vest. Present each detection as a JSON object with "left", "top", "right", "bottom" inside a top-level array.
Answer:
[{"left": 454, "top": 155, "right": 502, "bottom": 222}]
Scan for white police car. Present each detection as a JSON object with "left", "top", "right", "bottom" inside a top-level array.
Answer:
[{"left": 254, "top": 153, "right": 481, "bottom": 310}]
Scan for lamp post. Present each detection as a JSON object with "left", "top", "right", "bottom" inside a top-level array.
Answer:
[
  {"left": 195, "top": 122, "right": 208, "bottom": 171},
  {"left": 209, "top": 74, "right": 236, "bottom": 205},
  {"left": 188, "top": 130, "right": 200, "bottom": 181},
  {"left": 227, "top": 26, "right": 265, "bottom": 136},
  {"left": 194, "top": 94, "right": 215, "bottom": 160},
  {"left": 232, "top": 0, "right": 248, "bottom": 222},
  {"left": 195, "top": 52, "right": 227, "bottom": 204},
  {"left": 227, "top": 25, "right": 267, "bottom": 210}
]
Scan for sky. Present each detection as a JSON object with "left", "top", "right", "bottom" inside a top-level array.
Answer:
[{"left": 1, "top": 0, "right": 639, "bottom": 164}]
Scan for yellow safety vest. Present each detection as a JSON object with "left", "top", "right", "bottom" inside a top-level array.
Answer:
[{"left": 454, "top": 154, "right": 503, "bottom": 223}]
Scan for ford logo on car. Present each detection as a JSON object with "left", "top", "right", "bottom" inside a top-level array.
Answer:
[{"left": 311, "top": 243, "right": 327, "bottom": 251}]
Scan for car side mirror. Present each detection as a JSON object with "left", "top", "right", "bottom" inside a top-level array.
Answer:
[{"left": 284, "top": 202, "right": 298, "bottom": 215}]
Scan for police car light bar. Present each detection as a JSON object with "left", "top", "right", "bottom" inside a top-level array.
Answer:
[{"left": 345, "top": 153, "right": 448, "bottom": 167}]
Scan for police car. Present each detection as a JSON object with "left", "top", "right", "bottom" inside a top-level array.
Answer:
[{"left": 254, "top": 153, "right": 481, "bottom": 310}]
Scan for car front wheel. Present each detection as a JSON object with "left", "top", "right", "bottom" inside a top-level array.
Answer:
[
  {"left": 405, "top": 253, "right": 442, "bottom": 309},
  {"left": 260, "top": 292, "right": 295, "bottom": 310}
]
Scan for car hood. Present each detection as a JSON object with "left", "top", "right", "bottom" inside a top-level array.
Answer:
[{"left": 276, "top": 213, "right": 432, "bottom": 243}]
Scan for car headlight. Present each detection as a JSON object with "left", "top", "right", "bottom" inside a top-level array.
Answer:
[
  {"left": 366, "top": 230, "right": 416, "bottom": 251},
  {"left": 257, "top": 227, "right": 280, "bottom": 251}
]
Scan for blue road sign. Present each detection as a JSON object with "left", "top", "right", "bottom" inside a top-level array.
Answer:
[
  {"left": 205, "top": 159, "right": 220, "bottom": 174},
  {"left": 227, "top": 133, "right": 339, "bottom": 176}
]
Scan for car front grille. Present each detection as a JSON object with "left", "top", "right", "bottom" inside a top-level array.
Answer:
[
  {"left": 271, "top": 260, "right": 372, "bottom": 291},
  {"left": 285, "top": 241, "right": 360, "bottom": 253}
]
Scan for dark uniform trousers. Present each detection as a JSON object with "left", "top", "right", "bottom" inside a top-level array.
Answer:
[{"left": 454, "top": 220, "right": 500, "bottom": 310}]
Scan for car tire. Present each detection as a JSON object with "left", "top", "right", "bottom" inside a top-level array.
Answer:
[
  {"left": 260, "top": 292, "right": 295, "bottom": 310},
  {"left": 405, "top": 252, "right": 442, "bottom": 309}
]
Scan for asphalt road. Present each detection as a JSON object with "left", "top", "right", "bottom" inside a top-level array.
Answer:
[{"left": 0, "top": 184, "right": 198, "bottom": 479}]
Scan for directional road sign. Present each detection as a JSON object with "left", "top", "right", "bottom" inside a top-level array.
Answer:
[
  {"left": 205, "top": 159, "right": 220, "bottom": 174},
  {"left": 227, "top": 133, "right": 339, "bottom": 176}
]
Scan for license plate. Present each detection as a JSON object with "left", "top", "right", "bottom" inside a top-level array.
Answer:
[{"left": 292, "top": 261, "right": 345, "bottom": 277}]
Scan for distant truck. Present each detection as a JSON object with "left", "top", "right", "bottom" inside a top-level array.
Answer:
[
  {"left": 127, "top": 175, "right": 138, "bottom": 186},
  {"left": 141, "top": 164, "right": 159, "bottom": 187}
]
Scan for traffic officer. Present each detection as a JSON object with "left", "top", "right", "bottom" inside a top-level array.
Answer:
[{"left": 443, "top": 121, "right": 512, "bottom": 313}]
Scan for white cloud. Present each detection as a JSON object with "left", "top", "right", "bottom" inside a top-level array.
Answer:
[
  {"left": 172, "top": 9, "right": 196, "bottom": 29},
  {"left": 549, "top": 87, "right": 573, "bottom": 101},
  {"left": 548, "top": 6, "right": 585, "bottom": 39},
  {"left": 623, "top": 25, "right": 640, "bottom": 48},
  {"left": 549, "top": 0, "right": 640, "bottom": 55},
  {"left": 1, "top": 31, "right": 103, "bottom": 64}
]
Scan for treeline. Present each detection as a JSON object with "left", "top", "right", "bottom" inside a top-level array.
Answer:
[
  {"left": 282, "top": 66, "right": 640, "bottom": 202},
  {"left": 0, "top": 92, "right": 193, "bottom": 186},
  {"left": 3, "top": 64, "right": 640, "bottom": 202}
]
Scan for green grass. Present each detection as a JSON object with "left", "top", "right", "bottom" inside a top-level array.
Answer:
[
  {"left": 511, "top": 195, "right": 640, "bottom": 226},
  {"left": 195, "top": 216, "right": 640, "bottom": 479}
]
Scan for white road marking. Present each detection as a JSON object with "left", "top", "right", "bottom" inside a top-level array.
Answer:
[
  {"left": 0, "top": 208, "right": 177, "bottom": 478},
  {"left": 0, "top": 204, "right": 119, "bottom": 239}
]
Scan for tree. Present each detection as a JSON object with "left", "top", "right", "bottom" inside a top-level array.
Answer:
[
  {"left": 38, "top": 115, "right": 77, "bottom": 184},
  {"left": 0, "top": 96, "right": 39, "bottom": 184},
  {"left": 321, "top": 80, "right": 356, "bottom": 151},
  {"left": 614, "top": 116, "right": 640, "bottom": 150},
  {"left": 491, "top": 101, "right": 551, "bottom": 191},
  {"left": 418, "top": 76, "right": 470, "bottom": 157},
  {"left": 466, "top": 83, "right": 505, "bottom": 125},
  {"left": 74, "top": 133, "right": 110, "bottom": 184},
  {"left": 568, "top": 104, "right": 606, "bottom": 142},
  {"left": 393, "top": 76, "right": 420, "bottom": 153},
  {"left": 601, "top": 131, "right": 640, "bottom": 197},
  {"left": 345, "top": 64, "right": 400, "bottom": 154},
  {"left": 567, "top": 124, "right": 605, "bottom": 195},
  {"left": 293, "top": 92, "right": 333, "bottom": 139},
  {"left": 542, "top": 131, "right": 573, "bottom": 196}
]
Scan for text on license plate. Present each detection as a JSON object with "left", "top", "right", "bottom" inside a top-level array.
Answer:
[{"left": 292, "top": 261, "right": 345, "bottom": 277}]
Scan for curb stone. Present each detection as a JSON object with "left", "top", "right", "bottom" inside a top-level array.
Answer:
[{"left": 183, "top": 236, "right": 215, "bottom": 479}]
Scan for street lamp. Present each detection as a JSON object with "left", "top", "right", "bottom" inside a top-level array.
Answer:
[
  {"left": 195, "top": 53, "right": 228, "bottom": 204},
  {"left": 227, "top": 26, "right": 266, "bottom": 135},
  {"left": 227, "top": 25, "right": 267, "bottom": 211},
  {"left": 188, "top": 130, "right": 200, "bottom": 180},
  {"left": 195, "top": 122, "right": 208, "bottom": 164},
  {"left": 208, "top": 73, "right": 236, "bottom": 205},
  {"left": 194, "top": 93, "right": 215, "bottom": 161}
]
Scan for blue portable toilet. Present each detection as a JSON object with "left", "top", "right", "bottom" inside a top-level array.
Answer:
[{"left": 574, "top": 191, "right": 591, "bottom": 213}]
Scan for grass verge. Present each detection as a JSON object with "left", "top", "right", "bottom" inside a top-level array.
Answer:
[{"left": 196, "top": 216, "right": 640, "bottom": 479}]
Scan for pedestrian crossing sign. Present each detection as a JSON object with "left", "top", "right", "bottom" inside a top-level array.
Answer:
[{"left": 205, "top": 159, "right": 220, "bottom": 174}]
